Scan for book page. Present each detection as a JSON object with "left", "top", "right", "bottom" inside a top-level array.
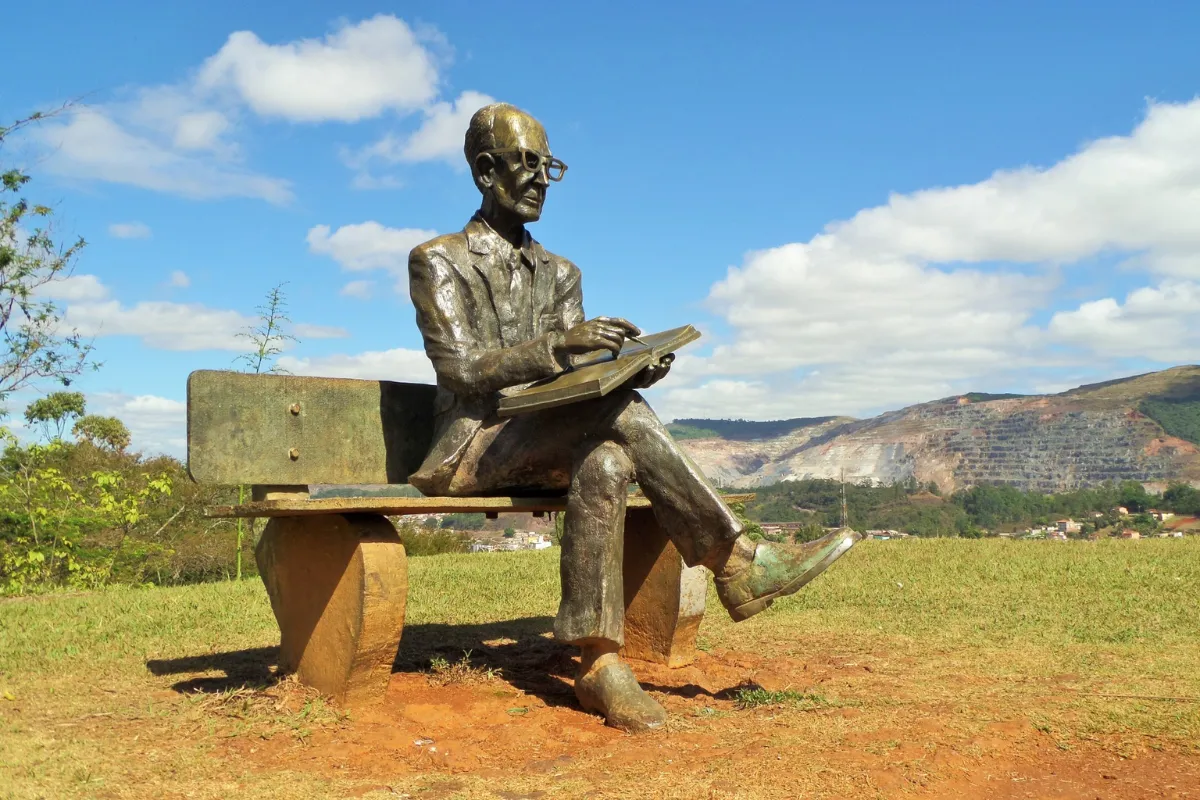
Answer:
[{"left": 497, "top": 324, "right": 701, "bottom": 416}]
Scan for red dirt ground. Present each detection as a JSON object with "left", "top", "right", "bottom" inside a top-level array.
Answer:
[{"left": 213, "top": 636, "right": 1200, "bottom": 799}]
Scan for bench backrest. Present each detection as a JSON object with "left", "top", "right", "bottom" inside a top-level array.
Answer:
[{"left": 187, "top": 370, "right": 436, "bottom": 485}]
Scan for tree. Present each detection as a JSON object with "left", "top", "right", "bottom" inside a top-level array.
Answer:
[
  {"left": 503, "top": 526, "right": 516, "bottom": 538},
  {"left": 231, "top": 283, "right": 302, "bottom": 579},
  {"left": 792, "top": 521, "right": 828, "bottom": 544},
  {"left": 24, "top": 391, "right": 85, "bottom": 440},
  {"left": 1163, "top": 482, "right": 1200, "bottom": 515},
  {"left": 727, "top": 501, "right": 765, "bottom": 541},
  {"left": 90, "top": 470, "right": 172, "bottom": 584},
  {"left": 0, "top": 111, "right": 94, "bottom": 404},
  {"left": 72, "top": 414, "right": 131, "bottom": 452},
  {"left": 1118, "top": 481, "right": 1151, "bottom": 514},
  {"left": 0, "top": 439, "right": 88, "bottom": 592},
  {"left": 235, "top": 282, "right": 297, "bottom": 375},
  {"left": 440, "top": 512, "right": 486, "bottom": 530}
]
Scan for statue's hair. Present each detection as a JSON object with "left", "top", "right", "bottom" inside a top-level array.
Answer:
[{"left": 464, "top": 102, "right": 530, "bottom": 175}]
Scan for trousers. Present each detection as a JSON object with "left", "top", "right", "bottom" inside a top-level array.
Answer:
[{"left": 444, "top": 389, "right": 743, "bottom": 646}]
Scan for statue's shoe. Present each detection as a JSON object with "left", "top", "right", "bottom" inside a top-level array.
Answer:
[
  {"left": 715, "top": 528, "right": 862, "bottom": 622},
  {"left": 575, "top": 660, "right": 667, "bottom": 732}
]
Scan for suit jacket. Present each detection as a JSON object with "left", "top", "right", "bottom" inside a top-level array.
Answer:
[{"left": 407, "top": 215, "right": 585, "bottom": 495}]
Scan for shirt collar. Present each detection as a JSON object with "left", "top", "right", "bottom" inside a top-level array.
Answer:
[{"left": 466, "top": 213, "right": 540, "bottom": 267}]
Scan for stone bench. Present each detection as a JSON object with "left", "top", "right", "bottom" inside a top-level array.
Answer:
[{"left": 187, "top": 370, "right": 748, "bottom": 707}]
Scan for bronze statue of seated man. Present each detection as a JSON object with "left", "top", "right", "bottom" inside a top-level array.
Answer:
[{"left": 406, "top": 102, "right": 859, "bottom": 731}]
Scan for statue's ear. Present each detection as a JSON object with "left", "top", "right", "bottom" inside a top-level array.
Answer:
[{"left": 473, "top": 153, "right": 497, "bottom": 193}]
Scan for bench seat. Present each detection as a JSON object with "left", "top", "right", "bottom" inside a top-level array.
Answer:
[{"left": 207, "top": 492, "right": 751, "bottom": 519}]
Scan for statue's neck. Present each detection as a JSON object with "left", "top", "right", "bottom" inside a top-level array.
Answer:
[{"left": 478, "top": 196, "right": 526, "bottom": 248}]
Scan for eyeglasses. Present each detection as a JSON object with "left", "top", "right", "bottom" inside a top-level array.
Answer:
[{"left": 485, "top": 148, "right": 568, "bottom": 181}]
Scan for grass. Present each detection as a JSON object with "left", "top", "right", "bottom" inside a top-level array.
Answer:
[
  {"left": 1, "top": 538, "right": 1198, "bottom": 798},
  {"left": 427, "top": 650, "right": 501, "bottom": 685},
  {"left": 732, "top": 687, "right": 830, "bottom": 710}
]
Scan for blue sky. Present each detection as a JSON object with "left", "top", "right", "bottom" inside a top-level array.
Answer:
[{"left": 4, "top": 1, "right": 1200, "bottom": 455}]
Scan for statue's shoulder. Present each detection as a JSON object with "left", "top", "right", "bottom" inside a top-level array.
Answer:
[
  {"left": 410, "top": 230, "right": 470, "bottom": 265},
  {"left": 533, "top": 239, "right": 581, "bottom": 280}
]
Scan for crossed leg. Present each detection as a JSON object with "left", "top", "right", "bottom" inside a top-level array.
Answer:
[
  {"left": 441, "top": 387, "right": 864, "bottom": 732},
  {"left": 448, "top": 390, "right": 743, "bottom": 643},
  {"left": 443, "top": 390, "right": 743, "bottom": 729}
]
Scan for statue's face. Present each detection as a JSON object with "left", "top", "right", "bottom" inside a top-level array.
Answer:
[{"left": 479, "top": 114, "right": 552, "bottom": 223}]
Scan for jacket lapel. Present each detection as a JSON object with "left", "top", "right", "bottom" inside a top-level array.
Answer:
[{"left": 467, "top": 219, "right": 517, "bottom": 346}]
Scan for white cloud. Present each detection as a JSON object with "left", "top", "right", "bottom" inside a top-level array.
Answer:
[
  {"left": 680, "top": 97, "right": 1200, "bottom": 419},
  {"left": 197, "top": 15, "right": 441, "bottom": 122},
  {"left": 173, "top": 110, "right": 232, "bottom": 151},
  {"left": 351, "top": 90, "right": 495, "bottom": 167},
  {"left": 23, "top": 16, "right": 488, "bottom": 202},
  {"left": 45, "top": 274, "right": 343, "bottom": 352},
  {"left": 277, "top": 348, "right": 434, "bottom": 383},
  {"left": 38, "top": 274, "right": 110, "bottom": 303},
  {"left": 1049, "top": 280, "right": 1200, "bottom": 361},
  {"left": 654, "top": 380, "right": 795, "bottom": 422},
  {"left": 801, "top": 98, "right": 1200, "bottom": 273},
  {"left": 109, "top": 221, "right": 152, "bottom": 239},
  {"left": 167, "top": 270, "right": 190, "bottom": 288},
  {"left": 125, "top": 85, "right": 238, "bottom": 157},
  {"left": 34, "top": 107, "right": 293, "bottom": 204},
  {"left": 87, "top": 392, "right": 187, "bottom": 457},
  {"left": 340, "top": 279, "right": 375, "bottom": 299},
  {"left": 293, "top": 323, "right": 349, "bottom": 340},
  {"left": 706, "top": 254, "right": 1050, "bottom": 376},
  {"left": 307, "top": 221, "right": 436, "bottom": 294},
  {"left": 65, "top": 299, "right": 255, "bottom": 351},
  {"left": 350, "top": 172, "right": 403, "bottom": 190},
  {"left": 306, "top": 221, "right": 434, "bottom": 271}
]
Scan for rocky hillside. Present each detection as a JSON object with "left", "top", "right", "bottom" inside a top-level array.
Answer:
[{"left": 671, "top": 366, "right": 1200, "bottom": 493}]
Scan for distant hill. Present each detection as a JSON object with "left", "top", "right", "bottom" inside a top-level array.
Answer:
[
  {"left": 672, "top": 366, "right": 1200, "bottom": 493},
  {"left": 667, "top": 417, "right": 845, "bottom": 440}
]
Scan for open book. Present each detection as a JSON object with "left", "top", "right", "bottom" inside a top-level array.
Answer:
[{"left": 497, "top": 324, "right": 700, "bottom": 417}]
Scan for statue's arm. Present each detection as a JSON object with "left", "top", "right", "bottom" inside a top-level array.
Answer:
[
  {"left": 553, "top": 259, "right": 590, "bottom": 366},
  {"left": 409, "top": 247, "right": 571, "bottom": 396},
  {"left": 557, "top": 259, "right": 586, "bottom": 331}
]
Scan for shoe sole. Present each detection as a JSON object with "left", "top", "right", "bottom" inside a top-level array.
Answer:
[{"left": 728, "top": 530, "right": 862, "bottom": 622}]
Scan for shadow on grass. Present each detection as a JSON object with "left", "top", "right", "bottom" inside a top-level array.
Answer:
[
  {"left": 143, "top": 616, "right": 577, "bottom": 705},
  {"left": 146, "top": 646, "right": 281, "bottom": 693}
]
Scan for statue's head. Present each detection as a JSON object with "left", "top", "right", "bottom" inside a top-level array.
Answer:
[{"left": 465, "top": 103, "right": 566, "bottom": 224}]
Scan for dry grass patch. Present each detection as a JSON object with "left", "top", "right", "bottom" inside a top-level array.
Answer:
[{"left": 427, "top": 650, "right": 502, "bottom": 686}]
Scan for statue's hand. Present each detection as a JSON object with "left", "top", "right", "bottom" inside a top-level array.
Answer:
[
  {"left": 564, "top": 316, "right": 641, "bottom": 356},
  {"left": 631, "top": 354, "right": 674, "bottom": 389}
]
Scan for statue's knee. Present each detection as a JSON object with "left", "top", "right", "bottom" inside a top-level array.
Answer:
[
  {"left": 579, "top": 441, "right": 633, "bottom": 487},
  {"left": 613, "top": 391, "right": 663, "bottom": 439}
]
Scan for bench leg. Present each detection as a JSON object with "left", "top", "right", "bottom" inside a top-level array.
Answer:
[
  {"left": 620, "top": 506, "right": 708, "bottom": 667},
  {"left": 255, "top": 513, "right": 407, "bottom": 706}
]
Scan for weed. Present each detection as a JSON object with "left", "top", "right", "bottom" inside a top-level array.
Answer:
[
  {"left": 732, "top": 686, "right": 829, "bottom": 710},
  {"left": 428, "top": 650, "right": 500, "bottom": 686}
]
